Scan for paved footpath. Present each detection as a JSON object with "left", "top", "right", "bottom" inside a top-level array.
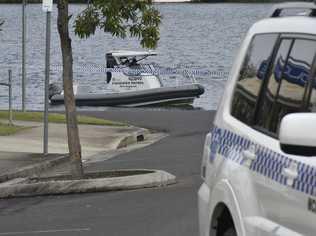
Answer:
[
  {"left": 0, "top": 109, "right": 215, "bottom": 236},
  {"left": 0, "top": 120, "right": 145, "bottom": 158}
]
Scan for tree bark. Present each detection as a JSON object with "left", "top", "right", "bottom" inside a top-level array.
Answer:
[{"left": 57, "top": 0, "right": 83, "bottom": 178}]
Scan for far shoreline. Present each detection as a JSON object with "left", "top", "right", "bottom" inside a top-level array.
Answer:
[{"left": 0, "top": 1, "right": 281, "bottom": 4}]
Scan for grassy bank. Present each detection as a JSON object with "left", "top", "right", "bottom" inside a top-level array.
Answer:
[
  {"left": 0, "top": 111, "right": 126, "bottom": 127},
  {"left": 0, "top": 122, "right": 26, "bottom": 136}
]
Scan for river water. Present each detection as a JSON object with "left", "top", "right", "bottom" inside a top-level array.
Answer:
[{"left": 0, "top": 3, "right": 272, "bottom": 111}]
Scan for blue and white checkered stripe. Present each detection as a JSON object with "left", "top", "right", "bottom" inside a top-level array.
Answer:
[{"left": 210, "top": 126, "right": 316, "bottom": 197}]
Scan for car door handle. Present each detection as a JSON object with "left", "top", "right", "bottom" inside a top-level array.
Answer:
[
  {"left": 282, "top": 162, "right": 298, "bottom": 187},
  {"left": 242, "top": 145, "right": 257, "bottom": 167}
]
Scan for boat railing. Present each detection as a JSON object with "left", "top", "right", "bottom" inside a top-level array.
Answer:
[
  {"left": 119, "top": 63, "right": 198, "bottom": 87},
  {"left": 139, "top": 64, "right": 198, "bottom": 86}
]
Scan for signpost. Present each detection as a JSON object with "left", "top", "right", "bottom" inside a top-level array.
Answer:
[
  {"left": 43, "top": 0, "right": 52, "bottom": 155},
  {"left": 22, "top": 0, "right": 26, "bottom": 112}
]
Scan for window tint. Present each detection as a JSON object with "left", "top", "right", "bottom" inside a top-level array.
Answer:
[
  {"left": 298, "top": 40, "right": 316, "bottom": 112},
  {"left": 255, "top": 39, "right": 292, "bottom": 131},
  {"left": 309, "top": 79, "right": 316, "bottom": 112},
  {"left": 256, "top": 38, "right": 316, "bottom": 135},
  {"left": 274, "top": 40, "right": 316, "bottom": 130},
  {"left": 231, "top": 34, "right": 278, "bottom": 125}
]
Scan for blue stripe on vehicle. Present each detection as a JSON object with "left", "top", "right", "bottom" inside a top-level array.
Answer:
[{"left": 210, "top": 126, "right": 316, "bottom": 197}]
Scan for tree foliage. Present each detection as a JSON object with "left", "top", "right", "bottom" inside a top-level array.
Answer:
[
  {"left": 74, "top": 0, "right": 161, "bottom": 49},
  {"left": 56, "top": 0, "right": 161, "bottom": 177}
]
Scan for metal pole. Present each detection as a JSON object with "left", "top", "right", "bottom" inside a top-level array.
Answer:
[
  {"left": 22, "top": 0, "right": 26, "bottom": 111},
  {"left": 43, "top": 11, "right": 51, "bottom": 155},
  {"left": 8, "top": 70, "right": 12, "bottom": 126}
]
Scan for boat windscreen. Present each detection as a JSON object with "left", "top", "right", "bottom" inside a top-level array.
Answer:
[{"left": 119, "top": 55, "right": 150, "bottom": 65}]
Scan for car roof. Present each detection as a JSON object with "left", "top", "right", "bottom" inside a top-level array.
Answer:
[{"left": 248, "top": 16, "right": 316, "bottom": 37}]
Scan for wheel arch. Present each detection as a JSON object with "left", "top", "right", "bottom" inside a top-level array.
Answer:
[
  {"left": 210, "top": 202, "right": 236, "bottom": 236},
  {"left": 208, "top": 179, "right": 246, "bottom": 236}
]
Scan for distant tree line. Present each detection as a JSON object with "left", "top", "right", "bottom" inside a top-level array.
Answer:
[
  {"left": 191, "top": 0, "right": 308, "bottom": 2},
  {"left": 0, "top": 0, "right": 88, "bottom": 3},
  {"left": 0, "top": 0, "right": 307, "bottom": 3}
]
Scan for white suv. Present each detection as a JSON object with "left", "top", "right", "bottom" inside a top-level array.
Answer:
[{"left": 198, "top": 2, "right": 316, "bottom": 236}]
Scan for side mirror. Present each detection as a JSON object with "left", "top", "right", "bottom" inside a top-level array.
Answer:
[{"left": 279, "top": 113, "right": 316, "bottom": 156}]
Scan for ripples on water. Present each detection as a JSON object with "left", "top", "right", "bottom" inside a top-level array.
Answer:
[{"left": 0, "top": 3, "right": 271, "bottom": 111}]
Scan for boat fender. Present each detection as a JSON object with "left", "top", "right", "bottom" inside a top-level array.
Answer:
[{"left": 49, "top": 83, "right": 62, "bottom": 99}]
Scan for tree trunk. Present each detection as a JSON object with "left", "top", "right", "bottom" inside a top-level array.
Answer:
[{"left": 57, "top": 0, "right": 83, "bottom": 178}]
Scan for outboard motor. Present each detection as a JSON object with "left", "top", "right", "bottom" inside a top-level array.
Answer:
[{"left": 49, "top": 83, "right": 62, "bottom": 99}]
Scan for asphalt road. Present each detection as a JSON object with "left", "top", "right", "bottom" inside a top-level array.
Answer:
[{"left": 0, "top": 109, "right": 215, "bottom": 236}]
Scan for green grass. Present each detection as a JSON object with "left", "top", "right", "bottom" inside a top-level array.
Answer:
[
  {"left": 0, "top": 122, "right": 26, "bottom": 136},
  {"left": 0, "top": 111, "right": 126, "bottom": 127}
]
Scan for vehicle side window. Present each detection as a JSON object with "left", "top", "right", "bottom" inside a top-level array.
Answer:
[
  {"left": 256, "top": 38, "right": 316, "bottom": 135},
  {"left": 309, "top": 80, "right": 316, "bottom": 112},
  {"left": 254, "top": 39, "right": 293, "bottom": 132},
  {"left": 231, "top": 34, "right": 278, "bottom": 126},
  {"left": 302, "top": 41, "right": 316, "bottom": 113}
]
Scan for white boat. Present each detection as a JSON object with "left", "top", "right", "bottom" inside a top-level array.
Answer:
[{"left": 49, "top": 50, "right": 204, "bottom": 107}]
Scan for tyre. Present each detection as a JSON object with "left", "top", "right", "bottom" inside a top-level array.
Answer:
[{"left": 223, "top": 227, "right": 237, "bottom": 236}]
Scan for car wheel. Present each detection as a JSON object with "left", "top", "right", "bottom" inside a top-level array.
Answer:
[{"left": 223, "top": 227, "right": 237, "bottom": 236}]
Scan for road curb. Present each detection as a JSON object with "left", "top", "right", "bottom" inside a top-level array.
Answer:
[
  {"left": 0, "top": 127, "right": 151, "bottom": 183},
  {"left": 0, "top": 169, "right": 176, "bottom": 198},
  {"left": 0, "top": 155, "right": 69, "bottom": 183},
  {"left": 116, "top": 128, "right": 150, "bottom": 149}
]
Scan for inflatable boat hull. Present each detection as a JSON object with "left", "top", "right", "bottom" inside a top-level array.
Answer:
[{"left": 50, "top": 84, "right": 204, "bottom": 107}]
